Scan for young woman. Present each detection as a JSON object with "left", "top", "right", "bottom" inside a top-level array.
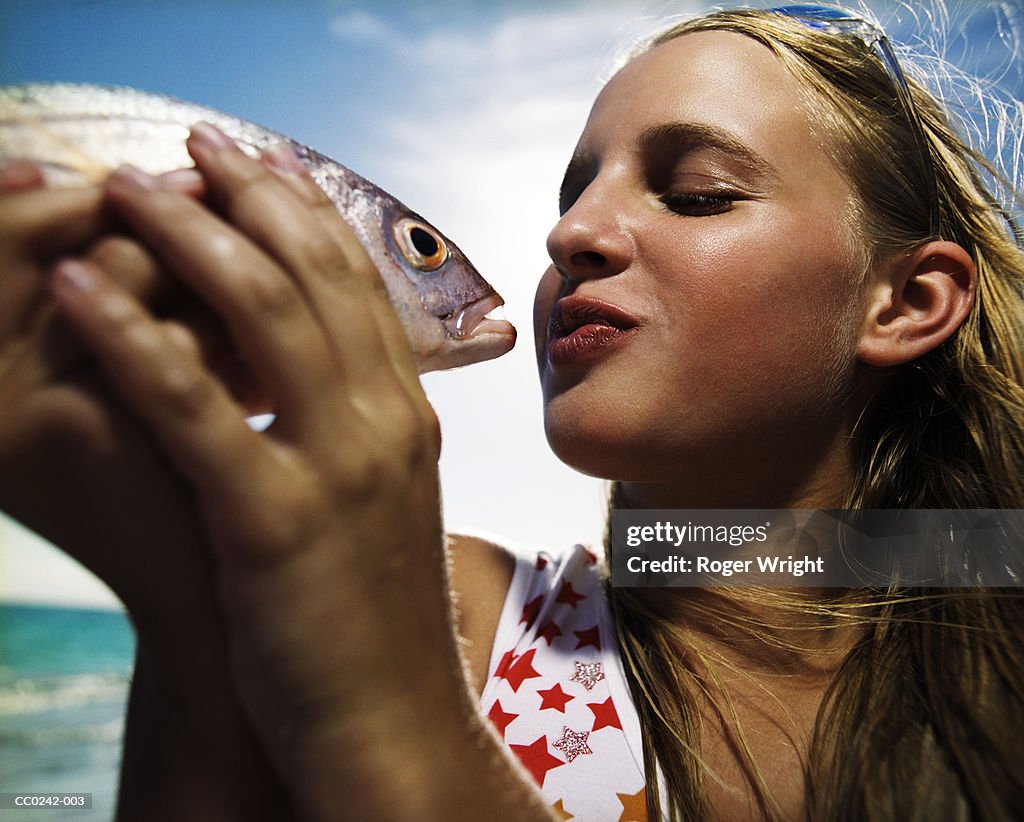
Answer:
[{"left": 1, "top": 4, "right": 1021, "bottom": 820}]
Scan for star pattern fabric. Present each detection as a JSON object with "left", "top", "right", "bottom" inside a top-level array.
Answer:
[
  {"left": 502, "top": 648, "right": 542, "bottom": 693},
  {"left": 487, "top": 699, "right": 518, "bottom": 739},
  {"left": 552, "top": 726, "right": 593, "bottom": 762},
  {"left": 509, "top": 735, "right": 565, "bottom": 787},
  {"left": 480, "top": 544, "right": 648, "bottom": 821},
  {"left": 616, "top": 787, "right": 647, "bottom": 822},
  {"left": 537, "top": 619, "right": 563, "bottom": 646},
  {"left": 588, "top": 696, "right": 623, "bottom": 732},
  {"left": 570, "top": 660, "right": 605, "bottom": 691},
  {"left": 555, "top": 579, "right": 586, "bottom": 608},
  {"left": 538, "top": 683, "right": 574, "bottom": 713},
  {"left": 520, "top": 594, "right": 544, "bottom": 630},
  {"left": 573, "top": 625, "right": 602, "bottom": 650}
]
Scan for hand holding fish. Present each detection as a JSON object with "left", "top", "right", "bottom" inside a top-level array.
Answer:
[
  {"left": 49, "top": 126, "right": 547, "bottom": 820},
  {"left": 0, "top": 163, "right": 212, "bottom": 611},
  {"left": 0, "top": 164, "right": 296, "bottom": 820}
]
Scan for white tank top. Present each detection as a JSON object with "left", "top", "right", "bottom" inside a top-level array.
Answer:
[{"left": 480, "top": 544, "right": 650, "bottom": 821}]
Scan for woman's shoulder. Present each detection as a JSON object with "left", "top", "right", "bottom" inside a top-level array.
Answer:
[
  {"left": 447, "top": 532, "right": 518, "bottom": 694},
  {"left": 447, "top": 533, "right": 600, "bottom": 695}
]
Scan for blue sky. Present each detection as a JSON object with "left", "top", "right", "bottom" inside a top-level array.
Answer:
[{"left": 1, "top": 0, "right": 1021, "bottom": 606}]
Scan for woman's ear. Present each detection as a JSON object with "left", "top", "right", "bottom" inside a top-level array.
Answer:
[{"left": 857, "top": 241, "right": 976, "bottom": 368}]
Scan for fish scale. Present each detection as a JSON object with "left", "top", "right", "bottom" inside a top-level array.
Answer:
[{"left": 0, "top": 83, "right": 515, "bottom": 372}]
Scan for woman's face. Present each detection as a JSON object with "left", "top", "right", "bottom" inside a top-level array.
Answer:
[{"left": 534, "top": 30, "right": 870, "bottom": 491}]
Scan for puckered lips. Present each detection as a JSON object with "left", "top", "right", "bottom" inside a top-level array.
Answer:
[{"left": 546, "top": 294, "right": 640, "bottom": 367}]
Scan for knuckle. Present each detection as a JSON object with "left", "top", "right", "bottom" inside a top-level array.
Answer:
[
  {"left": 102, "top": 292, "right": 150, "bottom": 337},
  {"left": 150, "top": 353, "right": 218, "bottom": 420},
  {"left": 423, "top": 407, "right": 443, "bottom": 459},
  {"left": 292, "top": 173, "right": 334, "bottom": 208},
  {"left": 383, "top": 399, "right": 443, "bottom": 465},
  {"left": 299, "top": 231, "right": 351, "bottom": 284},
  {"left": 115, "top": 321, "right": 219, "bottom": 420},
  {"left": 333, "top": 447, "right": 390, "bottom": 501},
  {"left": 86, "top": 235, "right": 160, "bottom": 296},
  {"left": 244, "top": 270, "right": 303, "bottom": 319},
  {"left": 252, "top": 486, "right": 321, "bottom": 551},
  {"left": 86, "top": 234, "right": 141, "bottom": 265},
  {"left": 220, "top": 153, "right": 271, "bottom": 200}
]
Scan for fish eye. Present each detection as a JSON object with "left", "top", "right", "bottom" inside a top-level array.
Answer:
[{"left": 394, "top": 218, "right": 449, "bottom": 272}]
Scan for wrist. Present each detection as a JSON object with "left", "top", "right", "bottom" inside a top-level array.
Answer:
[
  {"left": 286, "top": 682, "right": 481, "bottom": 821},
  {"left": 263, "top": 627, "right": 474, "bottom": 821}
]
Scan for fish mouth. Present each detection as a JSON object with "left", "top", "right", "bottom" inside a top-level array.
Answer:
[{"left": 443, "top": 294, "right": 514, "bottom": 341}]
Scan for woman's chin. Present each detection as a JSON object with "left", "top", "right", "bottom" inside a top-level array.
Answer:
[{"left": 544, "top": 422, "right": 658, "bottom": 482}]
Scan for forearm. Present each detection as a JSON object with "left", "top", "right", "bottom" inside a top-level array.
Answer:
[
  {"left": 260, "top": 585, "right": 554, "bottom": 822},
  {"left": 118, "top": 623, "right": 292, "bottom": 822},
  {"left": 287, "top": 675, "right": 556, "bottom": 822}
]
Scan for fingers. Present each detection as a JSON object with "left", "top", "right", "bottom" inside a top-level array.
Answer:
[
  {"left": 259, "top": 144, "right": 422, "bottom": 398},
  {"left": 101, "top": 165, "right": 338, "bottom": 431},
  {"left": 156, "top": 167, "right": 206, "bottom": 198},
  {"left": 88, "top": 125, "right": 436, "bottom": 461},
  {"left": 47, "top": 257, "right": 271, "bottom": 501},
  {"left": 183, "top": 125, "right": 400, "bottom": 390},
  {"left": 86, "top": 235, "right": 175, "bottom": 305},
  {"left": 0, "top": 162, "right": 46, "bottom": 192},
  {"left": 0, "top": 179, "right": 110, "bottom": 346},
  {"left": 0, "top": 184, "right": 108, "bottom": 256}
]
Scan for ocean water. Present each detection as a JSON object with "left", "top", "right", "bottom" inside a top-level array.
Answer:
[{"left": 0, "top": 604, "right": 134, "bottom": 821}]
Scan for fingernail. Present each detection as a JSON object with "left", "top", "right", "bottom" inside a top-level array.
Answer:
[
  {"left": 0, "top": 161, "right": 43, "bottom": 189},
  {"left": 110, "top": 164, "right": 157, "bottom": 190},
  {"left": 190, "top": 122, "right": 237, "bottom": 152},
  {"left": 158, "top": 167, "right": 204, "bottom": 189},
  {"left": 264, "top": 143, "right": 307, "bottom": 176},
  {"left": 52, "top": 259, "right": 98, "bottom": 294}
]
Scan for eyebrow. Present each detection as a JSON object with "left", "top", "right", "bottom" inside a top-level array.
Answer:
[
  {"left": 637, "top": 121, "right": 778, "bottom": 183},
  {"left": 558, "top": 120, "right": 779, "bottom": 210}
]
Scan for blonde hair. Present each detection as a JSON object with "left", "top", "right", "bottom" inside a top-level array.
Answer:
[{"left": 605, "top": 8, "right": 1024, "bottom": 820}]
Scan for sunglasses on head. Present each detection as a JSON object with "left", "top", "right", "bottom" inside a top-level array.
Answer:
[{"left": 770, "top": 4, "right": 941, "bottom": 240}]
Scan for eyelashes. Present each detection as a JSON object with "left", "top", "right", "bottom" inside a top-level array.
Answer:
[
  {"left": 557, "top": 186, "right": 739, "bottom": 217},
  {"left": 659, "top": 192, "right": 736, "bottom": 216}
]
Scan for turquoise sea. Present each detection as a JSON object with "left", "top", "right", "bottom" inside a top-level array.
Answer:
[{"left": 0, "top": 604, "right": 134, "bottom": 821}]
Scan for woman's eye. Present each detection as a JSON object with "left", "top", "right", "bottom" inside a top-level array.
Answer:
[{"left": 660, "top": 192, "right": 734, "bottom": 216}]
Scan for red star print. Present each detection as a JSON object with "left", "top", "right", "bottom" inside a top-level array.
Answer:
[
  {"left": 509, "top": 735, "right": 564, "bottom": 788},
  {"left": 556, "top": 580, "right": 586, "bottom": 608},
  {"left": 573, "top": 625, "right": 601, "bottom": 650},
  {"left": 537, "top": 620, "right": 563, "bottom": 646},
  {"left": 493, "top": 649, "right": 515, "bottom": 679},
  {"left": 538, "top": 683, "right": 574, "bottom": 713},
  {"left": 520, "top": 594, "right": 543, "bottom": 630},
  {"left": 487, "top": 700, "right": 518, "bottom": 739},
  {"left": 503, "top": 648, "right": 542, "bottom": 692},
  {"left": 536, "top": 555, "right": 549, "bottom": 571},
  {"left": 587, "top": 696, "right": 622, "bottom": 732}
]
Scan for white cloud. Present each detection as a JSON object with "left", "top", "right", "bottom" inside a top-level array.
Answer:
[
  {"left": 329, "top": 9, "right": 393, "bottom": 44},
  {"left": 355, "top": 3, "right": 669, "bottom": 549}
]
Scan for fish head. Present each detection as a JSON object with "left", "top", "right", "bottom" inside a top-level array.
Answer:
[{"left": 333, "top": 171, "right": 516, "bottom": 373}]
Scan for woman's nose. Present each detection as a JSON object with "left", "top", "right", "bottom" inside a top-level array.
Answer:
[{"left": 546, "top": 186, "right": 633, "bottom": 283}]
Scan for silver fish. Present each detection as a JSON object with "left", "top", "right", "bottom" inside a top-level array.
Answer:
[{"left": 0, "top": 83, "right": 515, "bottom": 372}]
